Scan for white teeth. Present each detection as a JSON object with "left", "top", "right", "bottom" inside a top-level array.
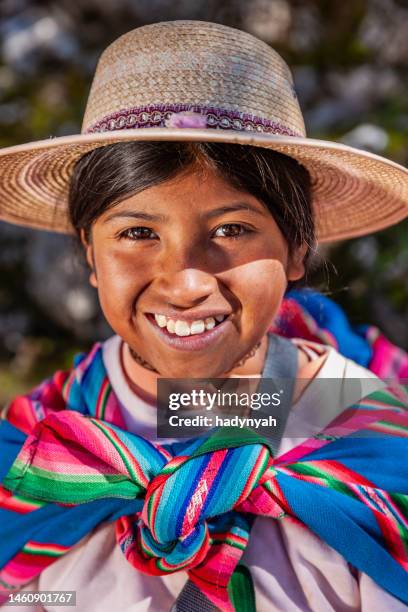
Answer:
[
  {"left": 204, "top": 317, "right": 216, "bottom": 330},
  {"left": 166, "top": 319, "right": 176, "bottom": 334},
  {"left": 174, "top": 320, "right": 191, "bottom": 336},
  {"left": 190, "top": 320, "right": 205, "bottom": 335},
  {"left": 153, "top": 313, "right": 226, "bottom": 336},
  {"left": 155, "top": 314, "right": 167, "bottom": 327}
]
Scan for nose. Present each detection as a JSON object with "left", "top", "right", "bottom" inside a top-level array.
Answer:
[
  {"left": 158, "top": 268, "right": 219, "bottom": 308},
  {"left": 154, "top": 242, "right": 220, "bottom": 308}
]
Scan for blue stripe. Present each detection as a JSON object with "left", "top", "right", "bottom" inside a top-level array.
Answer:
[
  {"left": 154, "top": 453, "right": 208, "bottom": 541},
  {"left": 81, "top": 350, "right": 106, "bottom": 417},
  {"left": 280, "top": 474, "right": 408, "bottom": 604},
  {"left": 209, "top": 445, "right": 261, "bottom": 516},
  {"left": 302, "top": 437, "right": 408, "bottom": 493},
  {"left": 200, "top": 447, "right": 235, "bottom": 518},
  {"left": 375, "top": 488, "right": 408, "bottom": 528},
  {"left": 0, "top": 497, "right": 141, "bottom": 566},
  {"left": 0, "top": 421, "right": 27, "bottom": 481}
]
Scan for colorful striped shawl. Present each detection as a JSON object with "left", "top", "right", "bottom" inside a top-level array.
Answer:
[
  {"left": 1, "top": 341, "right": 408, "bottom": 610},
  {"left": 277, "top": 290, "right": 408, "bottom": 381}
]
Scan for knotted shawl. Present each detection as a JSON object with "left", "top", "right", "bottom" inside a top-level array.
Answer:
[{"left": 1, "top": 339, "right": 408, "bottom": 610}]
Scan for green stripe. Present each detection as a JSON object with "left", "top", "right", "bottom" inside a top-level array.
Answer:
[
  {"left": 4, "top": 463, "right": 140, "bottom": 503},
  {"left": 366, "top": 389, "right": 407, "bottom": 410},
  {"left": 189, "top": 427, "right": 271, "bottom": 459},
  {"left": 98, "top": 382, "right": 110, "bottom": 419},
  {"left": 389, "top": 492, "right": 408, "bottom": 548},
  {"left": 91, "top": 419, "right": 140, "bottom": 483},
  {"left": 147, "top": 488, "right": 156, "bottom": 526},
  {"left": 251, "top": 448, "right": 269, "bottom": 483},
  {"left": 391, "top": 493, "right": 408, "bottom": 514},
  {"left": 7, "top": 461, "right": 129, "bottom": 484},
  {"left": 211, "top": 536, "right": 247, "bottom": 550},
  {"left": 13, "top": 492, "right": 45, "bottom": 508},
  {"left": 140, "top": 541, "right": 157, "bottom": 558},
  {"left": 23, "top": 545, "right": 64, "bottom": 557},
  {"left": 61, "top": 375, "right": 71, "bottom": 399},
  {"left": 228, "top": 563, "right": 256, "bottom": 612},
  {"left": 314, "top": 433, "right": 338, "bottom": 441},
  {"left": 288, "top": 464, "right": 358, "bottom": 499},
  {"left": 162, "top": 461, "right": 180, "bottom": 474},
  {"left": 262, "top": 481, "right": 287, "bottom": 518},
  {"left": 376, "top": 420, "right": 408, "bottom": 434}
]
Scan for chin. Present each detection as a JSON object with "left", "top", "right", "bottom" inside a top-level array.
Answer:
[{"left": 157, "top": 359, "right": 227, "bottom": 379}]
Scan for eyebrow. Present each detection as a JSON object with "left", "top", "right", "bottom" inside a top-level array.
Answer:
[
  {"left": 102, "top": 202, "right": 266, "bottom": 224},
  {"left": 103, "top": 210, "right": 166, "bottom": 223},
  {"left": 205, "top": 203, "right": 266, "bottom": 218}
]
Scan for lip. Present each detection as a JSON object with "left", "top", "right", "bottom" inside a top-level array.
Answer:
[{"left": 145, "top": 313, "right": 232, "bottom": 351}]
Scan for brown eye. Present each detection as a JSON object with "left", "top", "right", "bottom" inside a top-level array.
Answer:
[
  {"left": 214, "top": 223, "right": 248, "bottom": 238},
  {"left": 119, "top": 227, "right": 158, "bottom": 240}
]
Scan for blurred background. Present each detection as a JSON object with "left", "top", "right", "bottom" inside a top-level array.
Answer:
[{"left": 0, "top": 0, "right": 407, "bottom": 405}]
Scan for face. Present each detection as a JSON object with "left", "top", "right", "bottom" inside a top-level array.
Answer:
[{"left": 83, "top": 165, "right": 306, "bottom": 377}]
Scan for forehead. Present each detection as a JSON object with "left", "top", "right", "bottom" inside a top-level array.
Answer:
[{"left": 98, "top": 166, "right": 269, "bottom": 223}]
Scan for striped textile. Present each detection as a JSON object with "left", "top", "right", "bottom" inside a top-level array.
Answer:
[
  {"left": 274, "top": 289, "right": 408, "bottom": 381},
  {"left": 1, "top": 342, "right": 408, "bottom": 610}
]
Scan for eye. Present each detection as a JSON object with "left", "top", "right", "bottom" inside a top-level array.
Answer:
[
  {"left": 118, "top": 227, "right": 158, "bottom": 240},
  {"left": 213, "top": 223, "right": 250, "bottom": 239}
]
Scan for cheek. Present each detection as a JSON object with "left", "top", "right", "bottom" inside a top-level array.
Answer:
[
  {"left": 219, "top": 258, "right": 287, "bottom": 329},
  {"left": 93, "top": 248, "right": 147, "bottom": 321}
]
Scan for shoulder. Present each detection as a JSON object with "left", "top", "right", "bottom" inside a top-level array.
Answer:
[
  {"left": 3, "top": 368, "right": 71, "bottom": 435},
  {"left": 289, "top": 336, "right": 392, "bottom": 408},
  {"left": 291, "top": 336, "right": 384, "bottom": 381},
  {"left": 2, "top": 343, "right": 104, "bottom": 435}
]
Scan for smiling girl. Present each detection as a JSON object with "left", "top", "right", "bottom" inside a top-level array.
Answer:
[
  {"left": 0, "top": 21, "right": 408, "bottom": 612},
  {"left": 74, "top": 141, "right": 311, "bottom": 382}
]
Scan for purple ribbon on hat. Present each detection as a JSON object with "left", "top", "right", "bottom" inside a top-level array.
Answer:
[
  {"left": 164, "top": 111, "right": 208, "bottom": 129},
  {"left": 86, "top": 104, "right": 302, "bottom": 136}
]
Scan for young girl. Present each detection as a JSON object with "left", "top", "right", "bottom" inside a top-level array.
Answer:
[{"left": 0, "top": 20, "right": 407, "bottom": 612}]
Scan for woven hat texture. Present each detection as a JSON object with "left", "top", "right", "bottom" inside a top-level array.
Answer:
[{"left": 0, "top": 20, "right": 407, "bottom": 241}]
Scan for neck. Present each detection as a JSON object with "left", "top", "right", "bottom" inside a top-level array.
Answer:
[{"left": 122, "top": 335, "right": 270, "bottom": 400}]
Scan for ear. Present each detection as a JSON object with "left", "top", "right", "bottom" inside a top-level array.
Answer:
[
  {"left": 80, "top": 229, "right": 98, "bottom": 288},
  {"left": 286, "top": 243, "right": 308, "bottom": 282}
]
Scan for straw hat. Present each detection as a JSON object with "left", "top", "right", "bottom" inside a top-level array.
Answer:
[{"left": 0, "top": 20, "right": 407, "bottom": 242}]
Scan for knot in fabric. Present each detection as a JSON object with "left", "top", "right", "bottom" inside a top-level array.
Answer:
[
  {"left": 117, "top": 440, "right": 280, "bottom": 575},
  {"left": 122, "top": 454, "right": 215, "bottom": 574},
  {"left": 4, "top": 411, "right": 281, "bottom": 576}
]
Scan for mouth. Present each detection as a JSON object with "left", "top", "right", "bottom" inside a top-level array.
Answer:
[{"left": 144, "top": 312, "right": 232, "bottom": 351}]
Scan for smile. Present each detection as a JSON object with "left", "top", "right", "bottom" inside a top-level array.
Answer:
[
  {"left": 153, "top": 313, "right": 227, "bottom": 336},
  {"left": 145, "top": 313, "right": 231, "bottom": 351}
]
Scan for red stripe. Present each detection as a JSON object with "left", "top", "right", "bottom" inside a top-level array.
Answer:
[
  {"left": 234, "top": 446, "right": 269, "bottom": 507},
  {"left": 181, "top": 450, "right": 228, "bottom": 538}
]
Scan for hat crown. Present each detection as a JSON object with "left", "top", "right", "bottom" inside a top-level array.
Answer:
[
  {"left": 1, "top": 21, "right": 406, "bottom": 240},
  {"left": 81, "top": 21, "right": 306, "bottom": 137}
]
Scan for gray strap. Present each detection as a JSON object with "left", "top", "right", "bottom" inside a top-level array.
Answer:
[
  {"left": 171, "top": 334, "right": 298, "bottom": 612},
  {"left": 261, "top": 333, "right": 298, "bottom": 381},
  {"left": 170, "top": 581, "right": 218, "bottom": 612},
  {"left": 255, "top": 333, "right": 298, "bottom": 456}
]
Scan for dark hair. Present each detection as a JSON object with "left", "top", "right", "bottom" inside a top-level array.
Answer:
[{"left": 69, "top": 141, "right": 316, "bottom": 286}]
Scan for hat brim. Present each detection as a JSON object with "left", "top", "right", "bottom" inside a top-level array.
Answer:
[{"left": 0, "top": 128, "right": 407, "bottom": 242}]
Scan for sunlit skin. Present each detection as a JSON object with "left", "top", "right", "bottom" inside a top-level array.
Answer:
[{"left": 82, "top": 164, "right": 325, "bottom": 397}]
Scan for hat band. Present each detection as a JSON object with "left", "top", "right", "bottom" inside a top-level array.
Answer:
[{"left": 85, "top": 103, "right": 302, "bottom": 137}]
